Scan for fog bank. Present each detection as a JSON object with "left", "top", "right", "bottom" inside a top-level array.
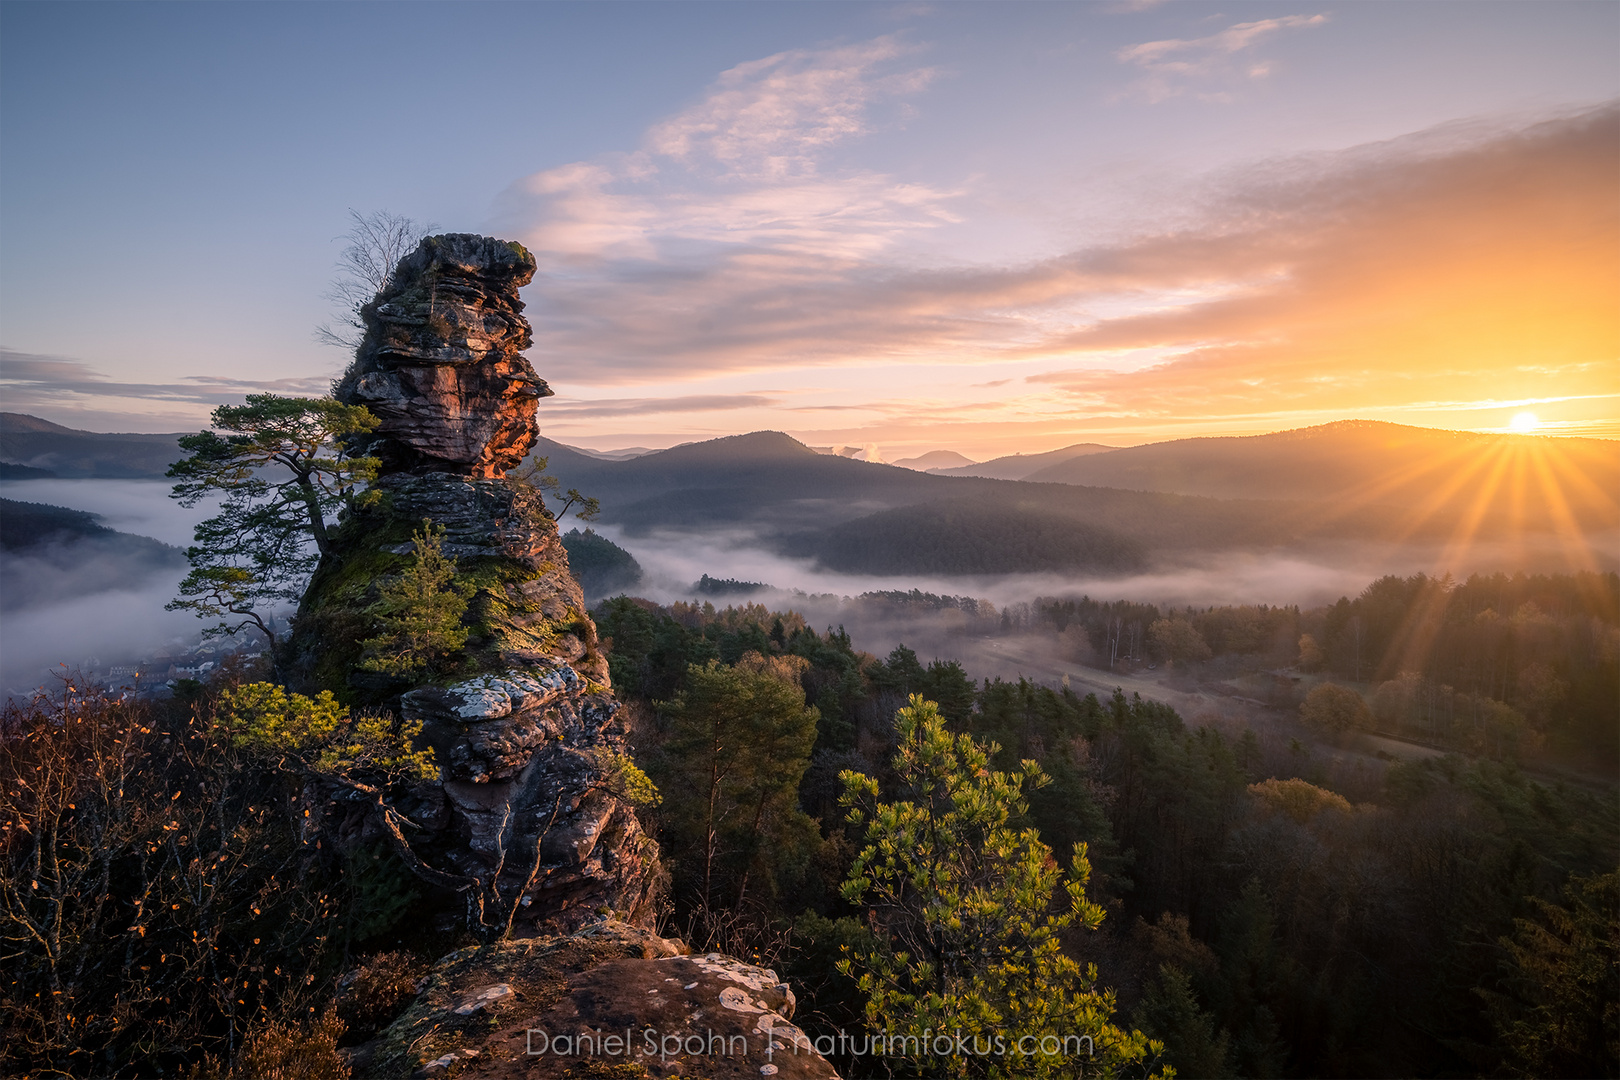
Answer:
[
  {"left": 0, "top": 479, "right": 221, "bottom": 694},
  {"left": 1, "top": 479, "right": 1610, "bottom": 696}
]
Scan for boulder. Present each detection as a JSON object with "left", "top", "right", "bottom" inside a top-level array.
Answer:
[{"left": 353, "top": 921, "right": 840, "bottom": 1080}]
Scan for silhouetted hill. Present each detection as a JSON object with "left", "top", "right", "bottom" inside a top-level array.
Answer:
[
  {"left": 534, "top": 431, "right": 962, "bottom": 533},
  {"left": 559, "top": 527, "right": 642, "bottom": 602},
  {"left": 790, "top": 482, "right": 1475, "bottom": 575},
  {"left": 0, "top": 462, "right": 56, "bottom": 479},
  {"left": 930, "top": 442, "right": 1117, "bottom": 480},
  {"left": 0, "top": 497, "right": 186, "bottom": 610},
  {"left": 0, "top": 413, "right": 187, "bottom": 478},
  {"left": 894, "top": 450, "right": 976, "bottom": 471},
  {"left": 807, "top": 499, "right": 1145, "bottom": 575},
  {"left": 1027, "top": 421, "right": 1619, "bottom": 530},
  {"left": 534, "top": 427, "right": 1595, "bottom": 576}
]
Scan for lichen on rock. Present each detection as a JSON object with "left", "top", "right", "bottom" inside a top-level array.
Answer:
[{"left": 353, "top": 921, "right": 840, "bottom": 1079}]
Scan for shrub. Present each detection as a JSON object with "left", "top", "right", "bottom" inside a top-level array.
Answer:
[
  {"left": 232, "top": 1013, "right": 347, "bottom": 1080},
  {"left": 333, "top": 952, "right": 427, "bottom": 1037},
  {"left": 1299, "top": 682, "right": 1372, "bottom": 731}
]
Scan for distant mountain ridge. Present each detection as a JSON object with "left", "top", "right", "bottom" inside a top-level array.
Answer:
[
  {"left": 1025, "top": 420, "right": 1618, "bottom": 529},
  {"left": 5, "top": 414, "right": 1610, "bottom": 578},
  {"left": 533, "top": 423, "right": 1612, "bottom": 576},
  {"left": 894, "top": 450, "right": 977, "bottom": 471},
  {"left": 930, "top": 442, "right": 1117, "bottom": 480},
  {"left": 0, "top": 413, "right": 188, "bottom": 478}
]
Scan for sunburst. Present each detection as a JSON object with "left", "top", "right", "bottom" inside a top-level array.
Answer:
[
  {"left": 1273, "top": 430, "right": 1618, "bottom": 678},
  {"left": 1508, "top": 412, "right": 1540, "bottom": 434}
]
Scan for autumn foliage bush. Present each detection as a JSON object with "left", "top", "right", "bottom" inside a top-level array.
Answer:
[
  {"left": 332, "top": 950, "right": 428, "bottom": 1037},
  {"left": 229, "top": 1012, "right": 349, "bottom": 1080},
  {"left": 0, "top": 679, "right": 394, "bottom": 1077}
]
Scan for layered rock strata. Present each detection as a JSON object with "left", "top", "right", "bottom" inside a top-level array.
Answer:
[
  {"left": 398, "top": 664, "right": 655, "bottom": 929},
  {"left": 334, "top": 233, "right": 551, "bottom": 477},
  {"left": 293, "top": 233, "right": 654, "bottom": 931}
]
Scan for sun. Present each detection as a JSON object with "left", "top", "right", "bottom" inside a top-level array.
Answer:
[{"left": 1508, "top": 411, "right": 1540, "bottom": 434}]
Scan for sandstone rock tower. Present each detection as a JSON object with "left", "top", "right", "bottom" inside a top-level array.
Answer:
[{"left": 295, "top": 234, "right": 657, "bottom": 933}]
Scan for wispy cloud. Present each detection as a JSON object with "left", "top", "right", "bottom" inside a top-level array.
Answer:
[
  {"left": 540, "top": 393, "right": 779, "bottom": 419},
  {"left": 0, "top": 349, "right": 335, "bottom": 427},
  {"left": 644, "top": 37, "right": 935, "bottom": 181},
  {"left": 497, "top": 36, "right": 959, "bottom": 270},
  {"left": 1116, "top": 14, "right": 1328, "bottom": 102},
  {"left": 508, "top": 96, "right": 1617, "bottom": 444}
]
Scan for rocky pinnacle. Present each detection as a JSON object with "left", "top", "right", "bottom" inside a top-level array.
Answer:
[
  {"left": 335, "top": 233, "right": 553, "bottom": 477},
  {"left": 298, "top": 234, "right": 658, "bottom": 933}
]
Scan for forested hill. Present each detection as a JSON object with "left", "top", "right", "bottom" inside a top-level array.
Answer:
[
  {"left": 1025, "top": 420, "right": 1620, "bottom": 530},
  {"left": 0, "top": 498, "right": 185, "bottom": 610},
  {"left": 0, "top": 413, "right": 187, "bottom": 478},
  {"left": 927, "top": 441, "right": 1117, "bottom": 480},
  {"left": 0, "top": 498, "right": 120, "bottom": 549},
  {"left": 533, "top": 431, "right": 1599, "bottom": 576},
  {"left": 534, "top": 431, "right": 962, "bottom": 531}
]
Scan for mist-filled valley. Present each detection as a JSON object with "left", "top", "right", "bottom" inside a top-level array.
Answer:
[
  {"left": 4, "top": 415, "right": 1615, "bottom": 702},
  {"left": 0, "top": 477, "right": 225, "bottom": 692},
  {"left": 1, "top": 408, "right": 1616, "bottom": 1080},
  {"left": 6, "top": 5, "right": 1620, "bottom": 1075}
]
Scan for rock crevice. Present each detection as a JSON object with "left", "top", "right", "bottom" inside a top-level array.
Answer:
[
  {"left": 296, "top": 232, "right": 650, "bottom": 932},
  {"left": 335, "top": 233, "right": 552, "bottom": 478}
]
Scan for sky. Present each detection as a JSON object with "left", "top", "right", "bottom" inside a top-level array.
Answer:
[{"left": 1, "top": 1, "right": 1616, "bottom": 459}]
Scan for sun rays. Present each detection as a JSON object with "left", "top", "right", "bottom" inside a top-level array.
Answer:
[
  {"left": 1301, "top": 433, "right": 1620, "bottom": 678},
  {"left": 1508, "top": 412, "right": 1541, "bottom": 434}
]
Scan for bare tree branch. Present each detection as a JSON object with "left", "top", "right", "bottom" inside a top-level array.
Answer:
[{"left": 315, "top": 209, "right": 437, "bottom": 352}]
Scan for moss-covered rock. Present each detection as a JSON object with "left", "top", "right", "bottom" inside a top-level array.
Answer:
[{"left": 287, "top": 472, "right": 607, "bottom": 705}]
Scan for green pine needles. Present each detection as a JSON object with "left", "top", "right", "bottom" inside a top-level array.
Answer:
[
  {"left": 220, "top": 682, "right": 436, "bottom": 785},
  {"left": 166, "top": 394, "right": 381, "bottom": 666},
  {"left": 838, "top": 695, "right": 1164, "bottom": 1079},
  {"left": 358, "top": 520, "right": 475, "bottom": 677}
]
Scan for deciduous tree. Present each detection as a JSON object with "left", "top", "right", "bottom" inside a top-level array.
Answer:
[
  {"left": 1149, "top": 617, "right": 1212, "bottom": 666},
  {"left": 315, "top": 209, "right": 435, "bottom": 352},
  {"left": 837, "top": 695, "right": 1159, "bottom": 1078},
  {"left": 1298, "top": 683, "right": 1372, "bottom": 732}
]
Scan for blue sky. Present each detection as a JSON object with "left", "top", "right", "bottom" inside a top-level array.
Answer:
[{"left": 2, "top": 1, "right": 1615, "bottom": 456}]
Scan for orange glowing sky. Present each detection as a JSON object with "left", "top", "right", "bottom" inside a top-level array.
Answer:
[{"left": 1, "top": 4, "right": 1616, "bottom": 459}]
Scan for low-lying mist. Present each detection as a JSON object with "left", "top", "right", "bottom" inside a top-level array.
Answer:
[
  {"left": 1, "top": 476, "right": 1611, "bottom": 695},
  {"left": 0, "top": 479, "right": 223, "bottom": 694},
  {"left": 1, "top": 572, "right": 204, "bottom": 694},
  {"left": 582, "top": 521, "right": 1619, "bottom": 675},
  {"left": 589, "top": 522, "right": 1615, "bottom": 606},
  {"left": 0, "top": 479, "right": 211, "bottom": 548}
]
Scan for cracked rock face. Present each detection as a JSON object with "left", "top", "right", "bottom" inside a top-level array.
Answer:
[
  {"left": 335, "top": 233, "right": 552, "bottom": 477},
  {"left": 389, "top": 665, "right": 658, "bottom": 930},
  {"left": 297, "top": 233, "right": 656, "bottom": 933}
]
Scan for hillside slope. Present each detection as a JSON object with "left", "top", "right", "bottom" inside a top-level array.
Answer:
[
  {"left": 534, "top": 428, "right": 1600, "bottom": 576},
  {"left": 0, "top": 413, "right": 187, "bottom": 478},
  {"left": 1027, "top": 421, "right": 1619, "bottom": 531},
  {"left": 930, "top": 442, "right": 1116, "bottom": 480},
  {"left": 0, "top": 497, "right": 186, "bottom": 609}
]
